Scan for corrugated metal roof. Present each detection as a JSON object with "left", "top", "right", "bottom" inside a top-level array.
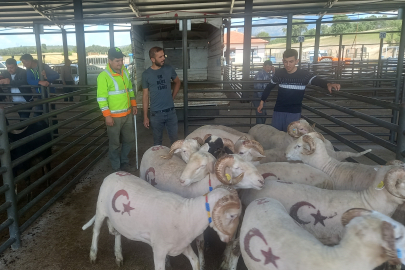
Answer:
[{"left": 0, "top": 0, "right": 404, "bottom": 27}]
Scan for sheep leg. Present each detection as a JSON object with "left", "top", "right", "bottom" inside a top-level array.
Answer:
[
  {"left": 152, "top": 249, "right": 167, "bottom": 270},
  {"left": 107, "top": 218, "right": 123, "bottom": 266},
  {"left": 335, "top": 149, "right": 372, "bottom": 161},
  {"left": 219, "top": 236, "right": 240, "bottom": 270},
  {"left": 89, "top": 214, "right": 105, "bottom": 264},
  {"left": 183, "top": 244, "right": 200, "bottom": 270},
  {"left": 196, "top": 233, "right": 205, "bottom": 270}
]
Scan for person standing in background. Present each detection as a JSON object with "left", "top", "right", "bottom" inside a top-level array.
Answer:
[
  {"left": 142, "top": 46, "right": 181, "bottom": 146},
  {"left": 61, "top": 59, "right": 74, "bottom": 102},
  {"left": 253, "top": 60, "right": 275, "bottom": 124}
]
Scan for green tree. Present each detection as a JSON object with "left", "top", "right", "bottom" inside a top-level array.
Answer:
[
  {"left": 330, "top": 15, "right": 354, "bottom": 34},
  {"left": 304, "top": 28, "right": 316, "bottom": 36},
  {"left": 283, "top": 20, "right": 308, "bottom": 42},
  {"left": 386, "top": 20, "right": 402, "bottom": 45},
  {"left": 256, "top": 31, "right": 270, "bottom": 38}
]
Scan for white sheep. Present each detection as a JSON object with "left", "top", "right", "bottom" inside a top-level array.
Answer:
[
  {"left": 285, "top": 132, "right": 379, "bottom": 191},
  {"left": 240, "top": 165, "right": 405, "bottom": 246},
  {"left": 82, "top": 172, "right": 241, "bottom": 270},
  {"left": 240, "top": 198, "right": 405, "bottom": 270},
  {"left": 186, "top": 125, "right": 253, "bottom": 144},
  {"left": 160, "top": 138, "right": 202, "bottom": 163}
]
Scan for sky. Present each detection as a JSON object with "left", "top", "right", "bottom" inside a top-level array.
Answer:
[{"left": 0, "top": 12, "right": 398, "bottom": 50}]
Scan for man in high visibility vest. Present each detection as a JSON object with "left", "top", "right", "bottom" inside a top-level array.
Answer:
[{"left": 97, "top": 47, "right": 137, "bottom": 172}]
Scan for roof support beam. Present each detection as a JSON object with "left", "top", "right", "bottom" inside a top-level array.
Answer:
[
  {"left": 26, "top": 2, "right": 61, "bottom": 28},
  {"left": 129, "top": 0, "right": 141, "bottom": 17},
  {"left": 230, "top": 0, "right": 235, "bottom": 14}
]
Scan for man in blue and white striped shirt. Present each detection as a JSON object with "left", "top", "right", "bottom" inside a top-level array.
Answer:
[
  {"left": 257, "top": 49, "right": 341, "bottom": 131},
  {"left": 253, "top": 60, "right": 274, "bottom": 124}
]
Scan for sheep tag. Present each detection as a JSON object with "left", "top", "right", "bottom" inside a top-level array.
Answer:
[
  {"left": 375, "top": 181, "right": 385, "bottom": 190},
  {"left": 397, "top": 248, "right": 402, "bottom": 259},
  {"left": 225, "top": 173, "right": 231, "bottom": 181}
]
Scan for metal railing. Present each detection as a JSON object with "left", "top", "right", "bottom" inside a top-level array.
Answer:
[{"left": 0, "top": 85, "right": 108, "bottom": 253}]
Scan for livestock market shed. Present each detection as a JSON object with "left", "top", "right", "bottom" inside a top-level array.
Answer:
[{"left": 0, "top": 0, "right": 405, "bottom": 269}]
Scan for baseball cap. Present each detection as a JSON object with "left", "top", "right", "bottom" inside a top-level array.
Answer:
[{"left": 108, "top": 47, "right": 125, "bottom": 59}]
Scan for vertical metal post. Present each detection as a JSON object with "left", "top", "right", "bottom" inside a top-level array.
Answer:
[
  {"left": 226, "top": 19, "right": 231, "bottom": 66},
  {"left": 182, "top": 19, "right": 189, "bottom": 136},
  {"left": 286, "top": 14, "right": 293, "bottom": 50},
  {"left": 242, "top": 0, "right": 253, "bottom": 101},
  {"left": 74, "top": 0, "right": 87, "bottom": 86},
  {"left": 361, "top": 44, "right": 364, "bottom": 61},
  {"left": 313, "top": 18, "right": 321, "bottom": 64},
  {"left": 62, "top": 29, "right": 69, "bottom": 64},
  {"left": 377, "top": 37, "right": 384, "bottom": 81},
  {"left": 396, "top": 103, "right": 405, "bottom": 161},
  {"left": 0, "top": 108, "right": 21, "bottom": 249},
  {"left": 33, "top": 24, "right": 48, "bottom": 120},
  {"left": 337, "top": 34, "right": 343, "bottom": 79},
  {"left": 109, "top": 22, "right": 115, "bottom": 48},
  {"left": 298, "top": 41, "right": 303, "bottom": 68}
]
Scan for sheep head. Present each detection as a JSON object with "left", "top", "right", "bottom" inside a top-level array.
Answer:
[
  {"left": 211, "top": 186, "right": 241, "bottom": 243},
  {"left": 234, "top": 137, "right": 265, "bottom": 162},
  {"left": 214, "top": 154, "right": 264, "bottom": 190},
  {"left": 204, "top": 134, "right": 235, "bottom": 159},
  {"left": 285, "top": 133, "right": 324, "bottom": 161},
  {"left": 160, "top": 139, "right": 201, "bottom": 163},
  {"left": 287, "top": 119, "right": 315, "bottom": 138},
  {"left": 179, "top": 144, "right": 216, "bottom": 186},
  {"left": 384, "top": 166, "right": 405, "bottom": 200},
  {"left": 342, "top": 208, "right": 405, "bottom": 265}
]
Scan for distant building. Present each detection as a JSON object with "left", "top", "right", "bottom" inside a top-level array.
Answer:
[{"left": 223, "top": 31, "right": 269, "bottom": 64}]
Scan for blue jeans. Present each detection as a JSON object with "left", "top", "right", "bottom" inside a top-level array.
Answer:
[
  {"left": 150, "top": 108, "right": 178, "bottom": 146},
  {"left": 252, "top": 92, "right": 267, "bottom": 124},
  {"left": 271, "top": 111, "right": 301, "bottom": 132}
]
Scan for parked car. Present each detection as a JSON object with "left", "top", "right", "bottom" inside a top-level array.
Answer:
[
  {"left": 0, "top": 62, "right": 7, "bottom": 72},
  {"left": 51, "top": 64, "right": 103, "bottom": 85}
]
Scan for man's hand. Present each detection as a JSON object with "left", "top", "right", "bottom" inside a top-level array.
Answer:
[
  {"left": 0, "top": 78, "right": 10, "bottom": 84},
  {"left": 257, "top": 100, "right": 264, "bottom": 113},
  {"left": 270, "top": 66, "right": 276, "bottom": 73},
  {"left": 41, "top": 70, "right": 47, "bottom": 80},
  {"left": 144, "top": 117, "right": 150, "bottom": 129},
  {"left": 327, "top": 83, "right": 341, "bottom": 93},
  {"left": 132, "top": 106, "right": 138, "bottom": 115},
  {"left": 105, "top": 116, "right": 114, "bottom": 126},
  {"left": 38, "top": 81, "right": 50, "bottom": 87}
]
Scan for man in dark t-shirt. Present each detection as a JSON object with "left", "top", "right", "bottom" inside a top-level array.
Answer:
[
  {"left": 257, "top": 49, "right": 341, "bottom": 132},
  {"left": 142, "top": 47, "right": 181, "bottom": 145}
]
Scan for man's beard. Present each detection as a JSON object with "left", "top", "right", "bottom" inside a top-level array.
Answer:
[{"left": 155, "top": 60, "right": 164, "bottom": 67}]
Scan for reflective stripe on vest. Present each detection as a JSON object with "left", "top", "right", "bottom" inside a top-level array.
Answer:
[
  {"left": 108, "top": 90, "right": 126, "bottom": 95},
  {"left": 111, "top": 108, "right": 131, "bottom": 114},
  {"left": 101, "top": 106, "right": 109, "bottom": 111},
  {"left": 103, "top": 69, "right": 119, "bottom": 91},
  {"left": 97, "top": 97, "right": 107, "bottom": 102}
]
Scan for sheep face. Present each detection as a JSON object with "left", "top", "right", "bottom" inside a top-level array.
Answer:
[
  {"left": 161, "top": 139, "right": 201, "bottom": 163},
  {"left": 285, "top": 133, "right": 322, "bottom": 161},
  {"left": 229, "top": 155, "right": 264, "bottom": 190},
  {"left": 287, "top": 119, "right": 315, "bottom": 138},
  {"left": 235, "top": 138, "right": 265, "bottom": 162},
  {"left": 342, "top": 209, "right": 405, "bottom": 265},
  {"left": 211, "top": 187, "right": 242, "bottom": 243}
]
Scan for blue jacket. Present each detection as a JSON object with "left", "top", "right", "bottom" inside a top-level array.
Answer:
[{"left": 27, "top": 61, "right": 59, "bottom": 94}]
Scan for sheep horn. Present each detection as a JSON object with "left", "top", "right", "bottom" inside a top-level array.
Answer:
[
  {"left": 341, "top": 208, "right": 372, "bottom": 226},
  {"left": 386, "top": 160, "right": 404, "bottom": 166},
  {"left": 310, "top": 132, "right": 325, "bottom": 142},
  {"left": 381, "top": 221, "right": 402, "bottom": 265},
  {"left": 9, "top": 126, "right": 29, "bottom": 135},
  {"left": 215, "top": 155, "right": 237, "bottom": 185},
  {"left": 160, "top": 140, "right": 184, "bottom": 159},
  {"left": 239, "top": 135, "right": 249, "bottom": 141},
  {"left": 242, "top": 140, "right": 265, "bottom": 156},
  {"left": 287, "top": 121, "right": 301, "bottom": 138},
  {"left": 384, "top": 167, "right": 405, "bottom": 200},
  {"left": 222, "top": 138, "right": 235, "bottom": 153},
  {"left": 212, "top": 189, "right": 241, "bottom": 236},
  {"left": 302, "top": 135, "right": 316, "bottom": 155},
  {"left": 192, "top": 137, "right": 204, "bottom": 146},
  {"left": 203, "top": 134, "right": 212, "bottom": 143}
]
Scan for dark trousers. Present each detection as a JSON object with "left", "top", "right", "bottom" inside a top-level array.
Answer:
[
  {"left": 252, "top": 92, "right": 267, "bottom": 124},
  {"left": 271, "top": 111, "right": 301, "bottom": 132},
  {"left": 150, "top": 108, "right": 178, "bottom": 146},
  {"left": 18, "top": 108, "right": 31, "bottom": 121},
  {"left": 63, "top": 81, "right": 74, "bottom": 102}
]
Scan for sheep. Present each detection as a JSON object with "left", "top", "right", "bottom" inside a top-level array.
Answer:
[
  {"left": 186, "top": 125, "right": 253, "bottom": 144},
  {"left": 285, "top": 132, "right": 382, "bottom": 191},
  {"left": 240, "top": 165, "right": 405, "bottom": 246},
  {"left": 160, "top": 138, "right": 202, "bottom": 163},
  {"left": 140, "top": 145, "right": 264, "bottom": 269},
  {"left": 240, "top": 198, "right": 405, "bottom": 270},
  {"left": 203, "top": 134, "right": 235, "bottom": 159},
  {"left": 82, "top": 172, "right": 241, "bottom": 270},
  {"left": 247, "top": 120, "right": 371, "bottom": 161}
]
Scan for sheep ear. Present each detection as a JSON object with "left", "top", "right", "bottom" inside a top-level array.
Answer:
[
  {"left": 174, "top": 149, "right": 182, "bottom": 154},
  {"left": 200, "top": 143, "right": 210, "bottom": 152},
  {"left": 341, "top": 208, "right": 372, "bottom": 226},
  {"left": 381, "top": 221, "right": 402, "bottom": 264},
  {"left": 249, "top": 148, "right": 265, "bottom": 158}
]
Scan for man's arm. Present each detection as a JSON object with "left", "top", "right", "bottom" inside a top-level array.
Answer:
[
  {"left": 142, "top": 88, "right": 150, "bottom": 129},
  {"left": 43, "top": 64, "right": 60, "bottom": 82},
  {"left": 26, "top": 69, "right": 40, "bottom": 86},
  {"left": 253, "top": 72, "right": 263, "bottom": 90},
  {"left": 172, "top": 76, "right": 181, "bottom": 99},
  {"left": 9, "top": 69, "right": 28, "bottom": 87},
  {"left": 310, "top": 76, "right": 341, "bottom": 93},
  {"left": 97, "top": 74, "right": 114, "bottom": 127}
]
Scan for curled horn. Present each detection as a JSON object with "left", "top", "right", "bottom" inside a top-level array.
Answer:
[
  {"left": 341, "top": 208, "right": 372, "bottom": 226},
  {"left": 384, "top": 167, "right": 405, "bottom": 200},
  {"left": 386, "top": 160, "right": 404, "bottom": 166},
  {"left": 381, "top": 221, "right": 402, "bottom": 265},
  {"left": 242, "top": 140, "right": 265, "bottom": 155},
  {"left": 160, "top": 140, "right": 184, "bottom": 159},
  {"left": 9, "top": 126, "right": 29, "bottom": 135},
  {"left": 203, "top": 134, "right": 212, "bottom": 142},
  {"left": 302, "top": 135, "right": 316, "bottom": 155},
  {"left": 222, "top": 138, "right": 235, "bottom": 153},
  {"left": 310, "top": 132, "right": 325, "bottom": 142},
  {"left": 287, "top": 121, "right": 301, "bottom": 138},
  {"left": 193, "top": 137, "right": 204, "bottom": 146},
  {"left": 239, "top": 135, "right": 249, "bottom": 141},
  {"left": 212, "top": 186, "right": 241, "bottom": 236},
  {"left": 215, "top": 155, "right": 244, "bottom": 185}
]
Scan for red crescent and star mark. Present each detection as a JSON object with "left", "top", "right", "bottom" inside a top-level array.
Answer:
[
  {"left": 145, "top": 167, "right": 157, "bottom": 187},
  {"left": 116, "top": 172, "right": 132, "bottom": 177},
  {"left": 290, "top": 201, "right": 336, "bottom": 227},
  {"left": 261, "top": 173, "right": 278, "bottom": 180},
  {"left": 244, "top": 228, "right": 280, "bottom": 268},
  {"left": 111, "top": 189, "right": 135, "bottom": 216},
  {"left": 256, "top": 198, "right": 270, "bottom": 205},
  {"left": 152, "top": 145, "right": 165, "bottom": 151}
]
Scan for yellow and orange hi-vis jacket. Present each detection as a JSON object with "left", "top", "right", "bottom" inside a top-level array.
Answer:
[{"left": 97, "top": 64, "right": 137, "bottom": 118}]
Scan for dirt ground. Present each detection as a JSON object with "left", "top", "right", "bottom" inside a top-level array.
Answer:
[{"left": 0, "top": 93, "right": 398, "bottom": 270}]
